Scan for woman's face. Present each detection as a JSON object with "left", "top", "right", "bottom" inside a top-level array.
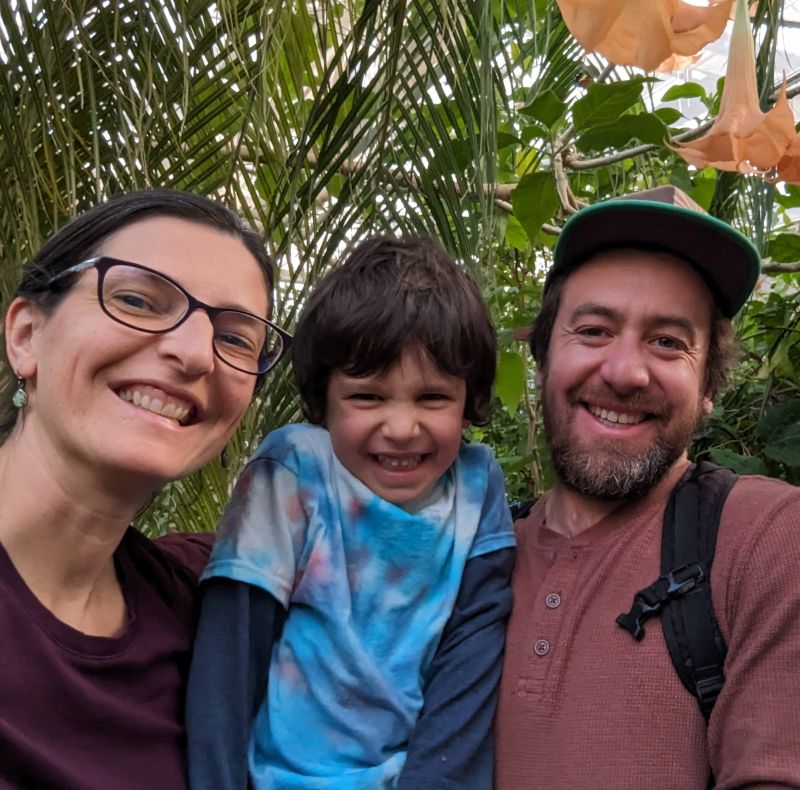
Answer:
[{"left": 15, "top": 215, "right": 270, "bottom": 491}]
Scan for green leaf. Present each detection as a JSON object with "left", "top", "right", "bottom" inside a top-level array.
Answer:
[
  {"left": 710, "top": 77, "right": 726, "bottom": 115},
  {"left": 511, "top": 171, "right": 558, "bottom": 242},
  {"left": 571, "top": 78, "right": 645, "bottom": 131},
  {"left": 688, "top": 175, "right": 717, "bottom": 210},
  {"left": 497, "top": 131, "right": 522, "bottom": 150},
  {"left": 427, "top": 139, "right": 472, "bottom": 177},
  {"left": 497, "top": 452, "right": 536, "bottom": 473},
  {"left": 504, "top": 214, "right": 529, "bottom": 251},
  {"left": 669, "top": 162, "right": 693, "bottom": 192},
  {"left": 765, "top": 424, "right": 800, "bottom": 468},
  {"left": 520, "top": 89, "right": 567, "bottom": 128},
  {"left": 767, "top": 233, "right": 800, "bottom": 263},
  {"left": 708, "top": 448, "right": 769, "bottom": 476},
  {"left": 494, "top": 350, "right": 526, "bottom": 414},
  {"left": 576, "top": 113, "right": 666, "bottom": 153},
  {"left": 653, "top": 107, "right": 682, "bottom": 126},
  {"left": 662, "top": 82, "right": 707, "bottom": 102},
  {"left": 756, "top": 399, "right": 800, "bottom": 442}
]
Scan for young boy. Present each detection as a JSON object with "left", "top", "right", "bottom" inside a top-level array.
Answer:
[{"left": 187, "top": 237, "right": 515, "bottom": 789}]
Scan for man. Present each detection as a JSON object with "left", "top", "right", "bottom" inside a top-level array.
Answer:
[{"left": 495, "top": 186, "right": 800, "bottom": 788}]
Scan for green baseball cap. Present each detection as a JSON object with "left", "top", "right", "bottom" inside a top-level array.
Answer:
[{"left": 548, "top": 185, "right": 761, "bottom": 318}]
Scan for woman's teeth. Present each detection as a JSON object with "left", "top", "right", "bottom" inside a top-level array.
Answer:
[{"left": 118, "top": 387, "right": 191, "bottom": 424}]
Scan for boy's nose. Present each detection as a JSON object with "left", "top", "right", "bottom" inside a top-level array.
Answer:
[{"left": 380, "top": 406, "right": 421, "bottom": 441}]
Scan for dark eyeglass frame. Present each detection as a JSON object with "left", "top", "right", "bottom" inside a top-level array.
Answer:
[{"left": 44, "top": 256, "right": 292, "bottom": 375}]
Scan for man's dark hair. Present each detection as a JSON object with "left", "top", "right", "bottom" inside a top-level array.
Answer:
[
  {"left": 292, "top": 235, "right": 497, "bottom": 425},
  {"left": 2, "top": 189, "right": 275, "bottom": 439},
  {"left": 529, "top": 260, "right": 739, "bottom": 401}
]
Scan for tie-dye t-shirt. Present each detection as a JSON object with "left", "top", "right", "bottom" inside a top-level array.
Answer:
[{"left": 202, "top": 423, "right": 514, "bottom": 789}]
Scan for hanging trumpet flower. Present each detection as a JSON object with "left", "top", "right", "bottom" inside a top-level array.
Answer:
[
  {"left": 673, "top": 0, "right": 796, "bottom": 175},
  {"left": 556, "top": 0, "right": 734, "bottom": 72},
  {"left": 775, "top": 135, "right": 800, "bottom": 184}
]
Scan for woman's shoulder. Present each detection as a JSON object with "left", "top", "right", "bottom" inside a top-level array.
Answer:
[{"left": 146, "top": 530, "right": 214, "bottom": 577}]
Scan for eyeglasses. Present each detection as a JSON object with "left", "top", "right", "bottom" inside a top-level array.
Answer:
[{"left": 44, "top": 256, "right": 292, "bottom": 375}]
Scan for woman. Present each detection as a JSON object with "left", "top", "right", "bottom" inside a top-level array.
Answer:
[{"left": 0, "top": 190, "right": 290, "bottom": 789}]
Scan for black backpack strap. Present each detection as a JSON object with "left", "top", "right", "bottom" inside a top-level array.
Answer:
[
  {"left": 616, "top": 462, "right": 738, "bottom": 719},
  {"left": 660, "top": 462, "right": 737, "bottom": 720},
  {"left": 510, "top": 498, "right": 538, "bottom": 521}
]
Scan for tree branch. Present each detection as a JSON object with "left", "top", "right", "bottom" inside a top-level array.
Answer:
[
  {"left": 565, "top": 71, "right": 800, "bottom": 171},
  {"left": 553, "top": 152, "right": 585, "bottom": 213},
  {"left": 495, "top": 198, "right": 559, "bottom": 234},
  {"left": 762, "top": 261, "right": 800, "bottom": 273}
]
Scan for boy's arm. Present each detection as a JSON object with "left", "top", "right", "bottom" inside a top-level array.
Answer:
[
  {"left": 397, "top": 545, "right": 514, "bottom": 790},
  {"left": 186, "top": 578, "right": 284, "bottom": 790}
]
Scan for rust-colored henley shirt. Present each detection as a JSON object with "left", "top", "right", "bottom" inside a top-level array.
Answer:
[{"left": 496, "top": 466, "right": 800, "bottom": 789}]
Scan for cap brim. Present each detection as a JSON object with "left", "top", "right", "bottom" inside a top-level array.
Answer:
[{"left": 551, "top": 200, "right": 761, "bottom": 317}]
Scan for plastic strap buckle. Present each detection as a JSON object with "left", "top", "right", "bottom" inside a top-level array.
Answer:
[
  {"left": 695, "top": 670, "right": 725, "bottom": 717},
  {"left": 616, "top": 563, "right": 704, "bottom": 640}
]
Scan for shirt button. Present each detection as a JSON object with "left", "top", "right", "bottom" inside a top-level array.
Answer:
[
  {"left": 545, "top": 592, "right": 561, "bottom": 609},
  {"left": 533, "top": 639, "right": 550, "bottom": 656}
]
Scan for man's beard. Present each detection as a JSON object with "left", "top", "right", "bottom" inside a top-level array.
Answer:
[{"left": 542, "top": 382, "right": 705, "bottom": 501}]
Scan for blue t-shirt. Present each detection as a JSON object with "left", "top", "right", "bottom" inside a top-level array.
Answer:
[{"left": 203, "top": 423, "right": 514, "bottom": 789}]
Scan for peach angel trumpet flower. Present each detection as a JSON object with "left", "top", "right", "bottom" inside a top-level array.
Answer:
[
  {"left": 775, "top": 135, "right": 800, "bottom": 184},
  {"left": 656, "top": 53, "right": 701, "bottom": 73},
  {"left": 556, "top": 0, "right": 734, "bottom": 72},
  {"left": 673, "top": 0, "right": 796, "bottom": 175}
]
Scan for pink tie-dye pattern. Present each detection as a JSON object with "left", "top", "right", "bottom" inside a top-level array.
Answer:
[{"left": 284, "top": 491, "right": 308, "bottom": 523}]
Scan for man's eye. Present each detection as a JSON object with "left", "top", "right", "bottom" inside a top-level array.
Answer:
[
  {"left": 576, "top": 326, "right": 607, "bottom": 338},
  {"left": 655, "top": 336, "right": 684, "bottom": 351}
]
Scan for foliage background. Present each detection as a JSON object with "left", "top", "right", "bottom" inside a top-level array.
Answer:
[{"left": 1, "top": 0, "right": 798, "bottom": 533}]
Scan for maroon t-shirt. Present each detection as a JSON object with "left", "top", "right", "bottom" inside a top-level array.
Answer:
[{"left": 0, "top": 529, "right": 212, "bottom": 790}]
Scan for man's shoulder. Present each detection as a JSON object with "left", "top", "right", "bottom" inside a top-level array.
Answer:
[
  {"left": 730, "top": 472, "right": 799, "bottom": 495},
  {"left": 510, "top": 496, "right": 546, "bottom": 546},
  {"left": 725, "top": 474, "right": 800, "bottom": 518},
  {"left": 718, "top": 474, "right": 800, "bottom": 542}
]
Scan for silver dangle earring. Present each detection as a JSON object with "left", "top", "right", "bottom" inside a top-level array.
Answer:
[{"left": 12, "top": 372, "right": 28, "bottom": 410}]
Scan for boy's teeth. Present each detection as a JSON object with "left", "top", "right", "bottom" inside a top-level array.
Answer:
[
  {"left": 377, "top": 454, "right": 422, "bottom": 470},
  {"left": 588, "top": 405, "right": 645, "bottom": 425}
]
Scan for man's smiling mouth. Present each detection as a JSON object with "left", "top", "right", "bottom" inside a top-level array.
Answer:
[{"left": 586, "top": 404, "right": 648, "bottom": 425}]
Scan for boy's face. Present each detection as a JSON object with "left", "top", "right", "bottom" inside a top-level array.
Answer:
[{"left": 326, "top": 349, "right": 468, "bottom": 506}]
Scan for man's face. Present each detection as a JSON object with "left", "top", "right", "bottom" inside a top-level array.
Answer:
[{"left": 540, "top": 249, "right": 714, "bottom": 500}]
